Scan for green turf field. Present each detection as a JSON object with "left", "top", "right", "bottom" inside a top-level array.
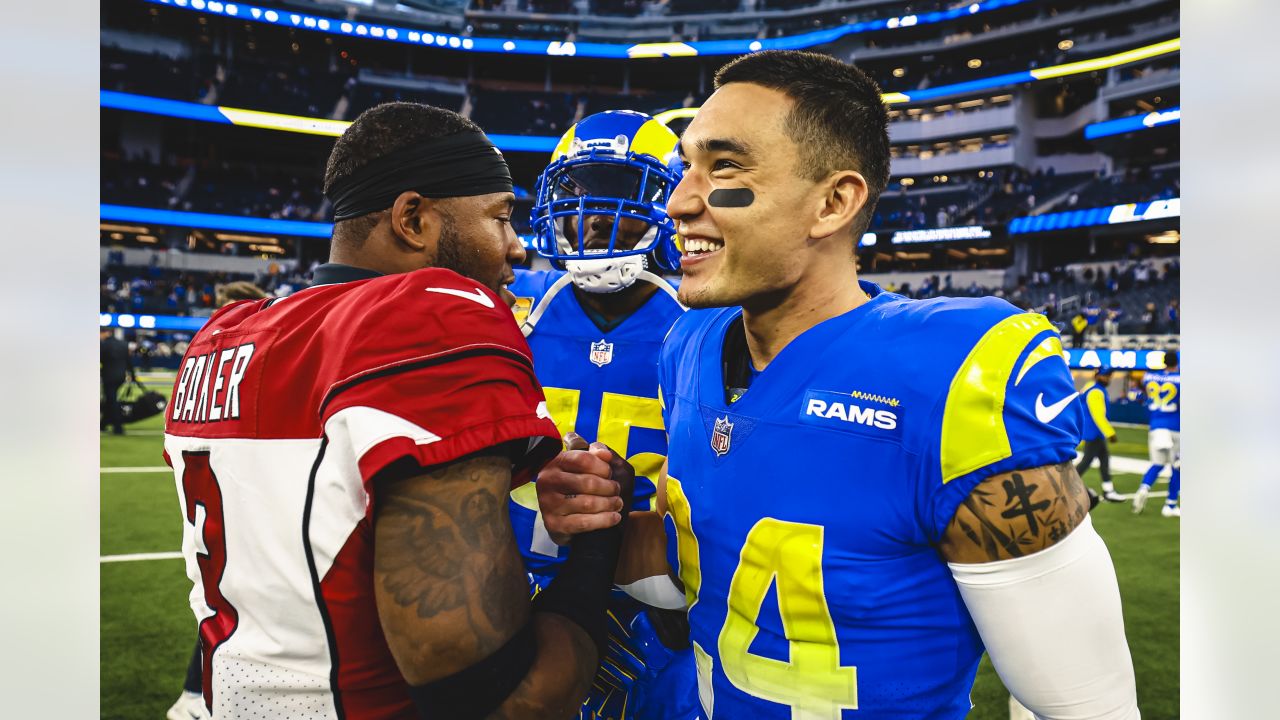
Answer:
[{"left": 101, "top": 379, "right": 1178, "bottom": 719}]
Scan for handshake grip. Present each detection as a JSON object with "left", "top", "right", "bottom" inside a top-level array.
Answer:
[{"left": 531, "top": 436, "right": 636, "bottom": 652}]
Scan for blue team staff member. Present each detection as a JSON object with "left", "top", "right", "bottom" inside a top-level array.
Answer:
[
  {"left": 1134, "top": 350, "right": 1181, "bottom": 517},
  {"left": 538, "top": 51, "right": 1139, "bottom": 719},
  {"left": 511, "top": 110, "right": 700, "bottom": 720},
  {"left": 1077, "top": 367, "right": 1126, "bottom": 503}
]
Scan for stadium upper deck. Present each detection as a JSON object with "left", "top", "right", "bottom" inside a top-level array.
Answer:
[{"left": 100, "top": 0, "right": 1180, "bottom": 278}]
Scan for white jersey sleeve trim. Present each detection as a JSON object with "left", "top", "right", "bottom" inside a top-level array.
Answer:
[{"left": 324, "top": 405, "right": 442, "bottom": 461}]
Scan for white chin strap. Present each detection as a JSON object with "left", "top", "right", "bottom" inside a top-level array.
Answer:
[{"left": 564, "top": 255, "right": 648, "bottom": 293}]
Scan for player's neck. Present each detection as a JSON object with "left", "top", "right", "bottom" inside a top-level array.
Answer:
[
  {"left": 573, "top": 281, "right": 659, "bottom": 331},
  {"left": 741, "top": 266, "right": 867, "bottom": 371}
]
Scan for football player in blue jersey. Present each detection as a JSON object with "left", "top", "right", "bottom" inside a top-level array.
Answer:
[
  {"left": 538, "top": 51, "right": 1140, "bottom": 719},
  {"left": 1077, "top": 367, "right": 1126, "bottom": 503},
  {"left": 509, "top": 110, "right": 701, "bottom": 720},
  {"left": 1134, "top": 351, "right": 1181, "bottom": 517}
]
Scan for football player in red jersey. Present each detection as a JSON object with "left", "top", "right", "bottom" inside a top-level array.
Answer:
[{"left": 164, "top": 102, "right": 633, "bottom": 720}]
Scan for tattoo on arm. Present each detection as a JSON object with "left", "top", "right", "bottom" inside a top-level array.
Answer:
[
  {"left": 373, "top": 454, "right": 601, "bottom": 716},
  {"left": 939, "top": 461, "right": 1091, "bottom": 563},
  {"left": 374, "top": 454, "right": 529, "bottom": 682}
]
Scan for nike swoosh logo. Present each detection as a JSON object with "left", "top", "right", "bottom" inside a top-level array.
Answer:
[
  {"left": 1035, "top": 391, "right": 1079, "bottom": 424},
  {"left": 425, "top": 286, "right": 495, "bottom": 308}
]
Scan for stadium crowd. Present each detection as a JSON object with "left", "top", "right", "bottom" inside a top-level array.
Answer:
[
  {"left": 100, "top": 262, "right": 307, "bottom": 316},
  {"left": 102, "top": 0, "right": 1176, "bottom": 136}
]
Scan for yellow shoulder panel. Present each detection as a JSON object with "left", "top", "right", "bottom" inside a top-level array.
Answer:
[{"left": 940, "top": 313, "right": 1058, "bottom": 484}]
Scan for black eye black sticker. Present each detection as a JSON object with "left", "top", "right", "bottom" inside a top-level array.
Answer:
[{"left": 708, "top": 188, "right": 755, "bottom": 208}]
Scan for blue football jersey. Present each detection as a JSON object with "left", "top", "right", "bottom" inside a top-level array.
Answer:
[
  {"left": 657, "top": 281, "right": 1082, "bottom": 719},
  {"left": 1078, "top": 381, "right": 1113, "bottom": 442},
  {"left": 508, "top": 268, "right": 699, "bottom": 720},
  {"left": 508, "top": 268, "right": 684, "bottom": 571},
  {"left": 1143, "top": 369, "right": 1180, "bottom": 431}
]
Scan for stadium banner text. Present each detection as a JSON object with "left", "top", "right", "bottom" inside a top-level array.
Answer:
[
  {"left": 144, "top": 0, "right": 1035, "bottom": 59},
  {"left": 1067, "top": 348, "right": 1178, "bottom": 371},
  {"left": 890, "top": 225, "right": 993, "bottom": 244},
  {"left": 1008, "top": 198, "right": 1180, "bottom": 234}
]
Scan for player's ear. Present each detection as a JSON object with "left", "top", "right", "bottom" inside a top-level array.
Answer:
[
  {"left": 810, "top": 170, "right": 869, "bottom": 242},
  {"left": 388, "top": 190, "right": 441, "bottom": 254}
]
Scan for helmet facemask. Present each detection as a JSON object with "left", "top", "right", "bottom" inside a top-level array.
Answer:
[{"left": 532, "top": 141, "right": 682, "bottom": 293}]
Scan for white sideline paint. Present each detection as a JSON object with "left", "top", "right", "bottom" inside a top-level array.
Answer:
[
  {"left": 100, "top": 551, "right": 182, "bottom": 563},
  {"left": 100, "top": 466, "right": 171, "bottom": 473},
  {"left": 1119, "top": 490, "right": 1169, "bottom": 501},
  {"left": 1076, "top": 452, "right": 1171, "bottom": 478}
]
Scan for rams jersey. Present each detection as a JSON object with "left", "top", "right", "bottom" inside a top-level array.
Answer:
[
  {"left": 658, "top": 281, "right": 1083, "bottom": 719},
  {"left": 1079, "top": 381, "right": 1114, "bottom": 442},
  {"left": 508, "top": 268, "right": 699, "bottom": 720},
  {"left": 508, "top": 268, "right": 684, "bottom": 569},
  {"left": 1143, "top": 369, "right": 1180, "bottom": 431}
]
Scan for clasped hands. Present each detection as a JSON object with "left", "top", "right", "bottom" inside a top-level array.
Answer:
[{"left": 537, "top": 432, "right": 636, "bottom": 545}]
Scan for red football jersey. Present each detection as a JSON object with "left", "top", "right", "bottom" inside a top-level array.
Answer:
[{"left": 163, "top": 267, "right": 560, "bottom": 719}]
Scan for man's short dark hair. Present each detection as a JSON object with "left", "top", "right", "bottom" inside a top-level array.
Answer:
[
  {"left": 714, "top": 50, "right": 891, "bottom": 238},
  {"left": 1164, "top": 350, "right": 1179, "bottom": 368},
  {"left": 323, "top": 102, "right": 482, "bottom": 245}
]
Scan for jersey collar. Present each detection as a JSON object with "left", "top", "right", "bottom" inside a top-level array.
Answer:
[{"left": 310, "top": 263, "right": 383, "bottom": 287}]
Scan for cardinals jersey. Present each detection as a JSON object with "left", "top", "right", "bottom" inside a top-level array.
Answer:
[
  {"left": 1143, "top": 369, "right": 1180, "bottom": 431},
  {"left": 163, "top": 266, "right": 560, "bottom": 720},
  {"left": 507, "top": 268, "right": 698, "bottom": 720},
  {"left": 658, "top": 282, "right": 1083, "bottom": 719}
]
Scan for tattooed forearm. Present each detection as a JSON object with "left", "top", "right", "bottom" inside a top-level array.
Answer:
[
  {"left": 939, "top": 461, "right": 1090, "bottom": 564},
  {"left": 373, "top": 453, "right": 602, "bottom": 717},
  {"left": 373, "top": 454, "right": 530, "bottom": 683}
]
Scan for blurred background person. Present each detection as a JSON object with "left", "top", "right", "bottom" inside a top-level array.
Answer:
[
  {"left": 100, "top": 326, "right": 136, "bottom": 436},
  {"left": 1077, "top": 366, "right": 1124, "bottom": 502}
]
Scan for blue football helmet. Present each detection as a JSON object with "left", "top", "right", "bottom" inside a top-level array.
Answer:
[{"left": 530, "top": 110, "right": 682, "bottom": 292}]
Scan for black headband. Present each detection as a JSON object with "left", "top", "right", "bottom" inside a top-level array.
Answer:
[{"left": 326, "top": 131, "right": 514, "bottom": 222}]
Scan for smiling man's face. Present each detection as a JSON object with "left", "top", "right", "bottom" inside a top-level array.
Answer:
[{"left": 666, "top": 83, "right": 827, "bottom": 310}]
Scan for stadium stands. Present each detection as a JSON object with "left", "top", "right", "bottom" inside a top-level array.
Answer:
[{"left": 100, "top": 0, "right": 1179, "bottom": 304}]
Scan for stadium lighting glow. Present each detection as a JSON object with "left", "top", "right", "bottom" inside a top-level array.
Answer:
[
  {"left": 101, "top": 91, "right": 560, "bottom": 152},
  {"left": 102, "top": 204, "right": 335, "bottom": 237},
  {"left": 1084, "top": 106, "right": 1180, "bottom": 139},
  {"left": 143, "top": 0, "right": 1037, "bottom": 59},
  {"left": 100, "top": 313, "right": 210, "bottom": 332},
  {"left": 1007, "top": 198, "right": 1180, "bottom": 234},
  {"left": 1030, "top": 38, "right": 1180, "bottom": 81},
  {"left": 102, "top": 36, "right": 1179, "bottom": 141}
]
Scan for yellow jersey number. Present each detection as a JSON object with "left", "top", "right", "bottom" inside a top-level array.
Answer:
[
  {"left": 512, "top": 387, "right": 668, "bottom": 556},
  {"left": 666, "top": 474, "right": 858, "bottom": 719},
  {"left": 1145, "top": 380, "right": 1178, "bottom": 412}
]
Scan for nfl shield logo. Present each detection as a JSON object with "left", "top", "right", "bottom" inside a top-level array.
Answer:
[
  {"left": 711, "top": 416, "right": 733, "bottom": 456},
  {"left": 589, "top": 339, "right": 614, "bottom": 367}
]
